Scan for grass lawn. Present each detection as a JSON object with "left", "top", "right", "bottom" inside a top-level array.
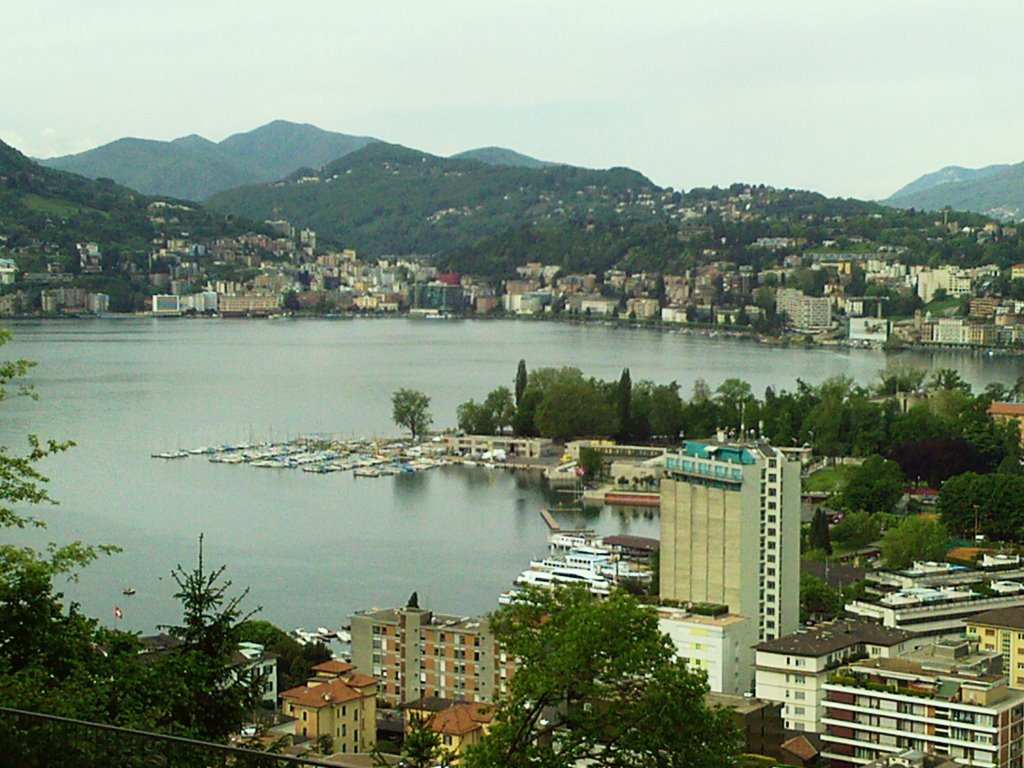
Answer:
[
  {"left": 924, "top": 296, "right": 961, "bottom": 316},
  {"left": 804, "top": 463, "right": 856, "bottom": 493}
]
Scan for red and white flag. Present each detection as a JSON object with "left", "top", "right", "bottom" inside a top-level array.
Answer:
[{"left": 113, "top": 606, "right": 123, "bottom": 620}]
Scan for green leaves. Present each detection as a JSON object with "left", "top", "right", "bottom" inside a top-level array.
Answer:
[{"left": 464, "top": 585, "right": 740, "bottom": 768}]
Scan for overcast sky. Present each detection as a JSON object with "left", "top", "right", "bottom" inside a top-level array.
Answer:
[{"left": 4, "top": 0, "right": 1022, "bottom": 200}]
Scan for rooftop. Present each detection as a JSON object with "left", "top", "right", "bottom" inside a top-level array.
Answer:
[
  {"left": 755, "top": 619, "right": 913, "bottom": 656},
  {"left": 280, "top": 676, "right": 374, "bottom": 709},
  {"left": 967, "top": 605, "right": 1024, "bottom": 630}
]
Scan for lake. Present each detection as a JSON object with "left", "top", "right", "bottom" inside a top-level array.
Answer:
[{"left": 1, "top": 317, "right": 1021, "bottom": 633}]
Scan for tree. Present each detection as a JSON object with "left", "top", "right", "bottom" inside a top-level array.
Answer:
[
  {"left": 616, "top": 368, "right": 632, "bottom": 442},
  {"left": 577, "top": 446, "right": 602, "bottom": 480},
  {"left": 937, "top": 472, "right": 1024, "bottom": 542},
  {"left": 484, "top": 387, "right": 516, "bottom": 434},
  {"left": 463, "top": 585, "right": 739, "bottom": 768},
  {"left": 838, "top": 455, "right": 905, "bottom": 515},
  {"left": 831, "top": 511, "right": 881, "bottom": 550},
  {"left": 808, "top": 508, "right": 832, "bottom": 554},
  {"left": 392, "top": 388, "right": 432, "bottom": 440},
  {"left": 156, "top": 535, "right": 263, "bottom": 741},
  {"left": 398, "top": 712, "right": 447, "bottom": 768},
  {"left": 881, "top": 516, "right": 949, "bottom": 570},
  {"left": 515, "top": 359, "right": 528, "bottom": 408}
]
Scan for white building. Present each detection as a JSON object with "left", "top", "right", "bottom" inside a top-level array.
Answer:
[
  {"left": 658, "top": 606, "right": 755, "bottom": 694},
  {"left": 151, "top": 294, "right": 182, "bottom": 316},
  {"left": 776, "top": 288, "right": 832, "bottom": 332},
  {"left": 754, "top": 619, "right": 918, "bottom": 734},
  {"left": 0, "top": 258, "right": 17, "bottom": 285},
  {"left": 846, "top": 587, "right": 1024, "bottom": 640},
  {"left": 849, "top": 317, "right": 891, "bottom": 344}
]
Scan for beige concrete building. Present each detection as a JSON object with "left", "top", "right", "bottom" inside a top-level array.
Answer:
[
  {"left": 660, "top": 440, "right": 801, "bottom": 642},
  {"left": 350, "top": 602, "right": 516, "bottom": 707}
]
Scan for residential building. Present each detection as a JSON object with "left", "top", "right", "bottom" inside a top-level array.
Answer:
[
  {"left": 658, "top": 605, "right": 755, "bottom": 694},
  {"left": 279, "top": 659, "right": 377, "bottom": 753},
  {"left": 988, "top": 404, "right": 1024, "bottom": 447},
  {"left": 708, "top": 692, "right": 785, "bottom": 760},
  {"left": 821, "top": 639, "right": 1024, "bottom": 768},
  {"left": 755, "top": 619, "right": 917, "bottom": 733},
  {"left": 849, "top": 317, "right": 891, "bottom": 344},
  {"left": 403, "top": 698, "right": 494, "bottom": 760},
  {"left": 235, "top": 642, "right": 279, "bottom": 705},
  {"left": 218, "top": 294, "right": 281, "bottom": 316},
  {"left": 846, "top": 586, "right": 1024, "bottom": 640},
  {"left": 660, "top": 439, "right": 801, "bottom": 642},
  {"left": 776, "top": 288, "right": 832, "bottom": 332},
  {"left": 967, "top": 608, "right": 1024, "bottom": 690},
  {"left": 863, "top": 750, "right": 961, "bottom": 768},
  {"left": 0, "top": 257, "right": 17, "bottom": 285},
  {"left": 152, "top": 294, "right": 182, "bottom": 316},
  {"left": 350, "top": 601, "right": 515, "bottom": 707}
]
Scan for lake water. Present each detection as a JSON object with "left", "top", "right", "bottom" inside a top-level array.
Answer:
[{"left": 2, "top": 317, "right": 1021, "bottom": 634}]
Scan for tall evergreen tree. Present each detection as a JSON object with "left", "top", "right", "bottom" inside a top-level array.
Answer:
[
  {"left": 515, "top": 359, "right": 528, "bottom": 408},
  {"left": 616, "top": 368, "right": 632, "bottom": 442}
]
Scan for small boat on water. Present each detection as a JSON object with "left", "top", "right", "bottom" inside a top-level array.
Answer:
[{"left": 122, "top": 587, "right": 136, "bottom": 596}]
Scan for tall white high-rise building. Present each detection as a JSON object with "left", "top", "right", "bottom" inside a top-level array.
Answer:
[{"left": 659, "top": 439, "right": 801, "bottom": 642}]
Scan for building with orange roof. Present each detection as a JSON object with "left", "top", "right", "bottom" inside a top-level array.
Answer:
[
  {"left": 279, "top": 662, "right": 377, "bottom": 754},
  {"left": 987, "top": 401, "right": 1024, "bottom": 446},
  {"left": 402, "top": 698, "right": 494, "bottom": 761}
]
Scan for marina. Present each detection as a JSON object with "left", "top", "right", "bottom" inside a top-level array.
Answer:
[{"left": 152, "top": 437, "right": 451, "bottom": 478}]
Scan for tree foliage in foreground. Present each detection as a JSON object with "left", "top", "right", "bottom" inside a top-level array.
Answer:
[{"left": 463, "top": 585, "right": 739, "bottom": 768}]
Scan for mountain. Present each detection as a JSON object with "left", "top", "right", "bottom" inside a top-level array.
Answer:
[
  {"left": 41, "top": 121, "right": 378, "bottom": 202},
  {"left": 0, "top": 138, "right": 253, "bottom": 260},
  {"left": 884, "top": 162, "right": 1024, "bottom": 219},
  {"left": 450, "top": 146, "right": 556, "bottom": 169},
  {"left": 205, "top": 141, "right": 661, "bottom": 256}
]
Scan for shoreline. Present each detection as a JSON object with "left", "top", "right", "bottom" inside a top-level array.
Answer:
[{"left": 5, "top": 310, "right": 1024, "bottom": 358}]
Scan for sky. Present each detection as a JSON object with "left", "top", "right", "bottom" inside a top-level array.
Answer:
[{"left": 4, "top": 0, "right": 1023, "bottom": 200}]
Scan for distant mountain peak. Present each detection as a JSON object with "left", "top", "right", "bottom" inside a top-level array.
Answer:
[
  {"left": 884, "top": 160, "right": 1023, "bottom": 220},
  {"left": 451, "top": 146, "right": 558, "bottom": 169}
]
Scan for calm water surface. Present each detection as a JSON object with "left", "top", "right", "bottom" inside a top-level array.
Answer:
[{"left": 2, "top": 318, "right": 1021, "bottom": 633}]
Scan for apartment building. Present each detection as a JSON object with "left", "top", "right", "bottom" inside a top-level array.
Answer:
[
  {"left": 821, "top": 640, "right": 1024, "bottom": 768},
  {"left": 350, "top": 602, "right": 515, "bottom": 707},
  {"left": 846, "top": 586, "right": 1024, "bottom": 640},
  {"left": 755, "top": 619, "right": 917, "bottom": 734},
  {"left": 660, "top": 439, "right": 801, "bottom": 642},
  {"left": 776, "top": 287, "right": 832, "bottom": 332},
  {"left": 658, "top": 605, "right": 755, "bottom": 694},
  {"left": 278, "top": 660, "right": 377, "bottom": 753},
  {"left": 967, "top": 608, "right": 1024, "bottom": 691}
]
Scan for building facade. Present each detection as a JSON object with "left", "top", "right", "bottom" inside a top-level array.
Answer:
[
  {"left": 660, "top": 439, "right": 801, "bottom": 642},
  {"left": 821, "top": 640, "right": 1024, "bottom": 768},
  {"left": 350, "top": 603, "right": 516, "bottom": 707},
  {"left": 967, "top": 608, "right": 1024, "bottom": 691},
  {"left": 658, "top": 606, "right": 755, "bottom": 694},
  {"left": 776, "top": 288, "right": 832, "bottom": 331},
  {"left": 755, "top": 620, "right": 917, "bottom": 734},
  {"left": 279, "top": 660, "right": 377, "bottom": 754}
]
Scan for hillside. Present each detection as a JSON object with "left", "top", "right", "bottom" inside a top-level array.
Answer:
[
  {"left": 885, "top": 161, "right": 1024, "bottom": 220},
  {"left": 450, "top": 146, "right": 556, "bottom": 168},
  {"left": 41, "top": 120, "right": 378, "bottom": 201},
  {"left": 205, "top": 141, "right": 662, "bottom": 256}
]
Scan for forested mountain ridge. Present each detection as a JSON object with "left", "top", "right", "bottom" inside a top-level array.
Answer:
[
  {"left": 885, "top": 161, "right": 1024, "bottom": 220},
  {"left": 205, "top": 141, "right": 663, "bottom": 256},
  {"left": 40, "top": 120, "right": 379, "bottom": 201}
]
